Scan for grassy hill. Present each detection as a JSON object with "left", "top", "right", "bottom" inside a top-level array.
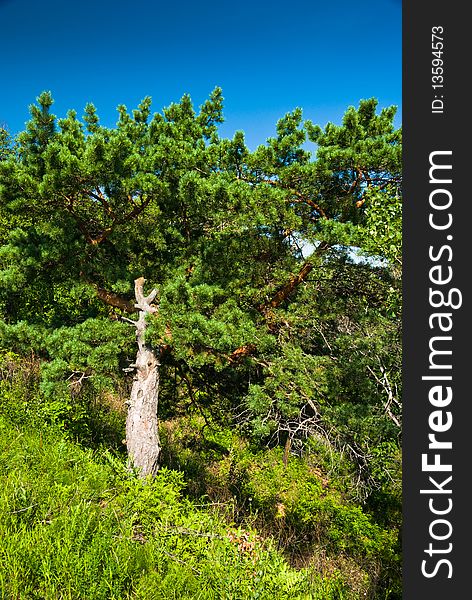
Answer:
[{"left": 0, "top": 353, "right": 400, "bottom": 599}]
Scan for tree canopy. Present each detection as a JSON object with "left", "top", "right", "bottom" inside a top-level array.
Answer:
[
  {"left": 0, "top": 88, "right": 401, "bottom": 497},
  {"left": 0, "top": 89, "right": 402, "bottom": 597}
]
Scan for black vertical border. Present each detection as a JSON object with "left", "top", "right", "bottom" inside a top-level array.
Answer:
[{"left": 403, "top": 2, "right": 470, "bottom": 597}]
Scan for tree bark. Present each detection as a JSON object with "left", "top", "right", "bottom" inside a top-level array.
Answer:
[{"left": 125, "top": 277, "right": 160, "bottom": 477}]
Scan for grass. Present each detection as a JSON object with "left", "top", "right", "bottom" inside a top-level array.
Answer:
[
  {"left": 0, "top": 415, "right": 353, "bottom": 600},
  {"left": 0, "top": 354, "right": 400, "bottom": 599}
]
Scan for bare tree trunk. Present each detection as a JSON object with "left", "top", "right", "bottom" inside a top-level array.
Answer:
[{"left": 124, "top": 277, "right": 160, "bottom": 477}]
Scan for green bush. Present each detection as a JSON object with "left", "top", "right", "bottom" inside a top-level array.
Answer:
[
  {"left": 0, "top": 351, "right": 125, "bottom": 449},
  {"left": 159, "top": 415, "right": 401, "bottom": 598},
  {"left": 0, "top": 413, "right": 347, "bottom": 599},
  {"left": 0, "top": 357, "right": 400, "bottom": 598}
]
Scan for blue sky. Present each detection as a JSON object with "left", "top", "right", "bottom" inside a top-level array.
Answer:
[{"left": 0, "top": 0, "right": 401, "bottom": 149}]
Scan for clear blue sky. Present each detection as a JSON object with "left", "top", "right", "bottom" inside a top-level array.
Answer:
[{"left": 0, "top": 0, "right": 401, "bottom": 149}]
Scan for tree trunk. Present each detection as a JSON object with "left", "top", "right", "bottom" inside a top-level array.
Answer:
[{"left": 125, "top": 277, "right": 160, "bottom": 477}]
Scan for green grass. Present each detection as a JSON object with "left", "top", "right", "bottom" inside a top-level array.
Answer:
[
  {"left": 0, "top": 415, "right": 353, "bottom": 600},
  {"left": 0, "top": 355, "right": 400, "bottom": 599}
]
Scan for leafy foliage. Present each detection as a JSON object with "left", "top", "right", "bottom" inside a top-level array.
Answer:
[{"left": 0, "top": 91, "right": 402, "bottom": 596}]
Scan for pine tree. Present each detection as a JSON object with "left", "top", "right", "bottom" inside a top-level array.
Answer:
[{"left": 0, "top": 91, "right": 401, "bottom": 484}]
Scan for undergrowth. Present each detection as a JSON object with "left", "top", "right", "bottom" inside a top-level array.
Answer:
[{"left": 0, "top": 353, "right": 401, "bottom": 599}]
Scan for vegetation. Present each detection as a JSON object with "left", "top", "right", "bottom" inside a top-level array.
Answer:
[{"left": 0, "top": 90, "right": 402, "bottom": 598}]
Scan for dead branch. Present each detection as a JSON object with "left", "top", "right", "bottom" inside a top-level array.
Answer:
[{"left": 95, "top": 286, "right": 136, "bottom": 312}]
